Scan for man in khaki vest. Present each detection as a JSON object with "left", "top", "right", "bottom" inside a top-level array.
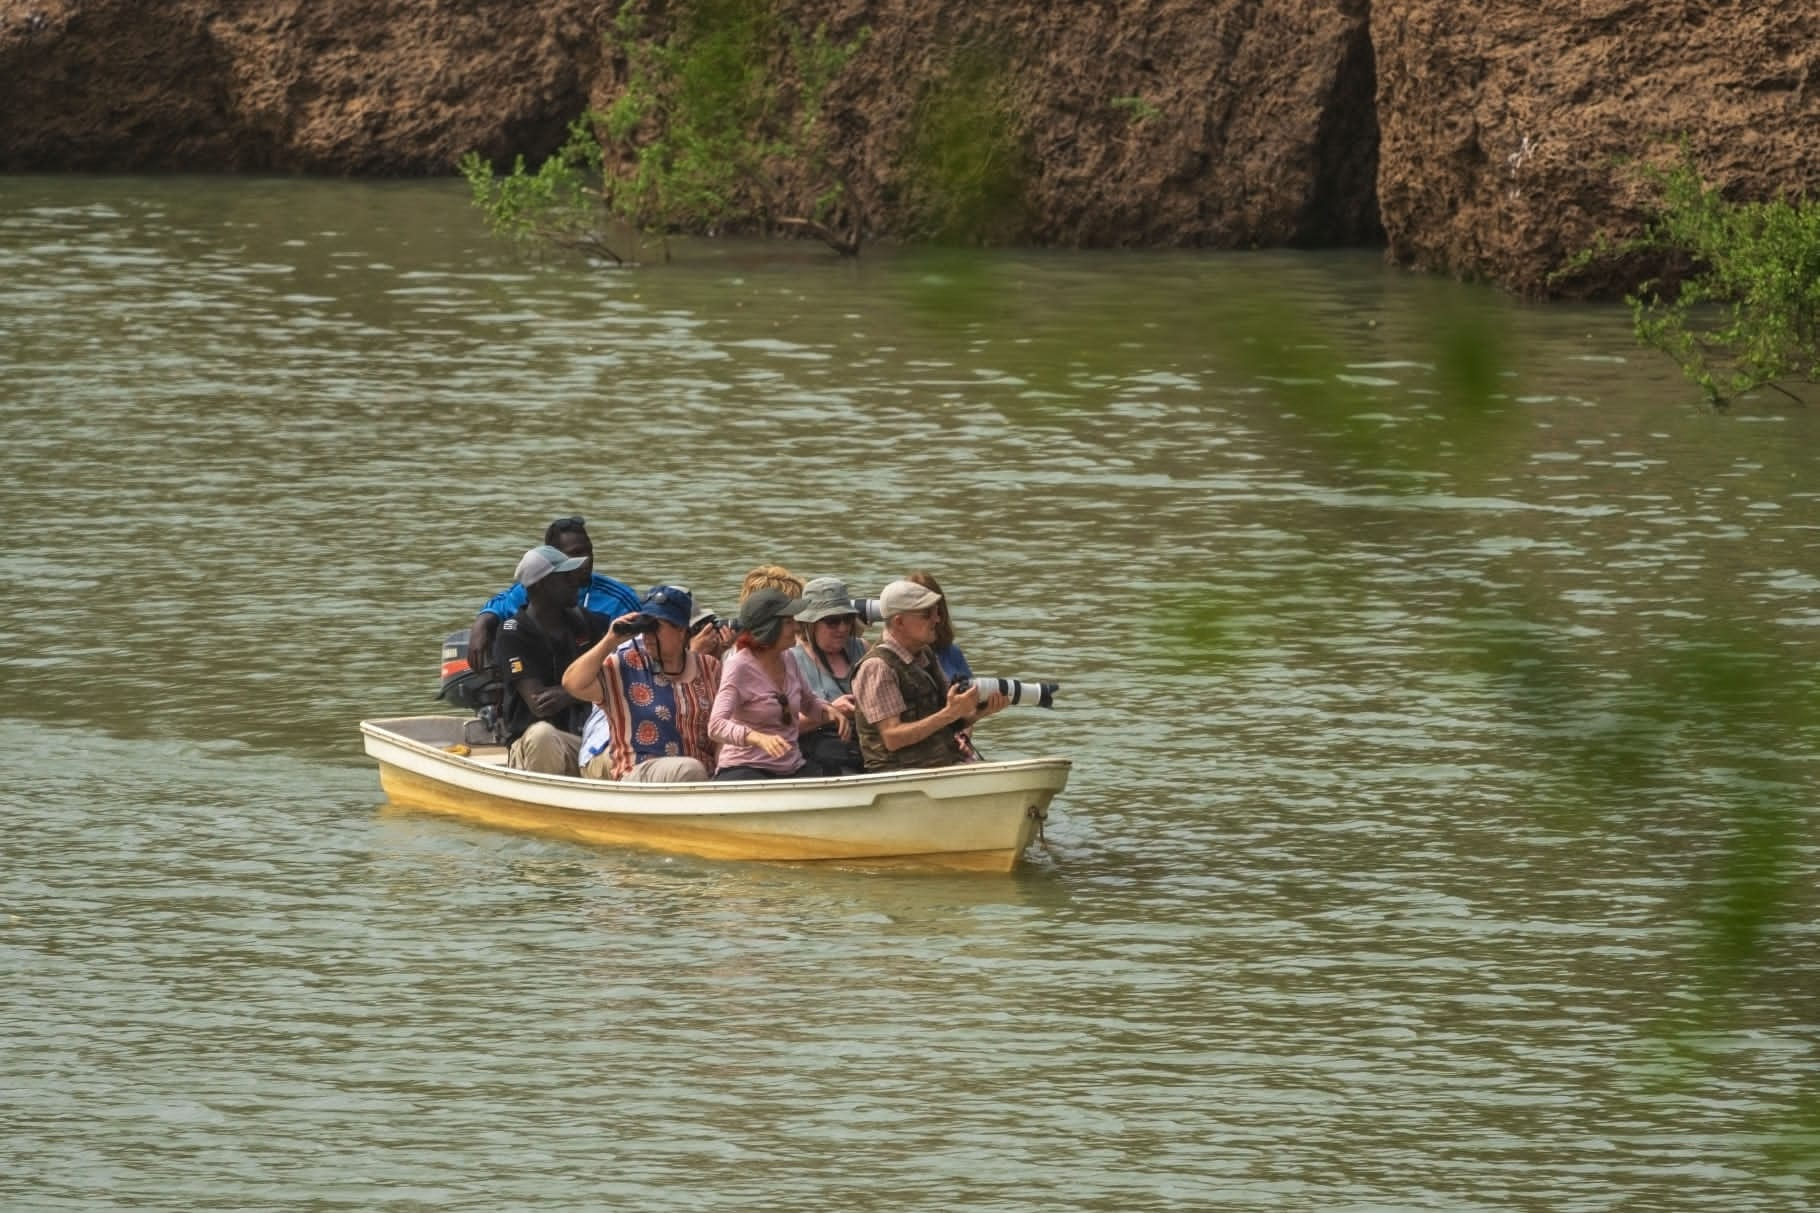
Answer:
[{"left": 852, "top": 579, "right": 1009, "bottom": 771}]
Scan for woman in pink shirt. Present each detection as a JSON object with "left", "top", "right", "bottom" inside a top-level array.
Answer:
[{"left": 709, "top": 587, "right": 844, "bottom": 780}]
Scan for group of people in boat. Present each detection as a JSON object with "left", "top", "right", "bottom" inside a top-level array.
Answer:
[{"left": 463, "top": 514, "right": 1013, "bottom": 782}]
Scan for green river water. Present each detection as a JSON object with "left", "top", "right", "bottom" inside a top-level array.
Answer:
[{"left": 2, "top": 176, "right": 1817, "bottom": 1211}]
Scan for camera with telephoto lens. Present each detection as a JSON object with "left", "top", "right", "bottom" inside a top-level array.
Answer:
[
  {"left": 954, "top": 676, "right": 1060, "bottom": 709},
  {"left": 847, "top": 598, "right": 887, "bottom": 625}
]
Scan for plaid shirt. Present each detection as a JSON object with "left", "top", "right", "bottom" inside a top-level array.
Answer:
[
  {"left": 853, "top": 634, "right": 981, "bottom": 763},
  {"left": 852, "top": 634, "right": 933, "bottom": 724}
]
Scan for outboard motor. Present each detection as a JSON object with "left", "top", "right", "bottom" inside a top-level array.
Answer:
[{"left": 437, "top": 628, "right": 506, "bottom": 741}]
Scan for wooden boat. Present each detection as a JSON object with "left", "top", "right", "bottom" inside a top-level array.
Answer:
[{"left": 360, "top": 715, "right": 1071, "bottom": 872}]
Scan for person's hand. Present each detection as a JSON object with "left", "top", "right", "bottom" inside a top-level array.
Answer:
[
  {"left": 689, "top": 623, "right": 726, "bottom": 655},
  {"left": 532, "top": 686, "right": 575, "bottom": 717},
  {"left": 467, "top": 615, "right": 498, "bottom": 672},
  {"left": 827, "top": 698, "right": 855, "bottom": 740},
  {"left": 607, "top": 612, "right": 644, "bottom": 639},
  {"left": 945, "top": 681, "right": 981, "bottom": 722},
  {"left": 979, "top": 690, "right": 1010, "bottom": 720},
  {"left": 746, "top": 730, "right": 791, "bottom": 758}
]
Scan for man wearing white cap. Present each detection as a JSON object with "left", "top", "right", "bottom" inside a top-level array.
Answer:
[
  {"left": 495, "top": 544, "right": 599, "bottom": 775},
  {"left": 852, "top": 579, "right": 1008, "bottom": 772}
]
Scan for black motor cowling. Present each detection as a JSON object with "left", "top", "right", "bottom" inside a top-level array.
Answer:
[
  {"left": 437, "top": 628, "right": 508, "bottom": 743},
  {"left": 437, "top": 629, "right": 499, "bottom": 710}
]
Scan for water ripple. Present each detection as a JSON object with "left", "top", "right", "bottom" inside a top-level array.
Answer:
[{"left": 2, "top": 179, "right": 1817, "bottom": 1211}]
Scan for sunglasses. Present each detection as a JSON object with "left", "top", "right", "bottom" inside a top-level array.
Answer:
[{"left": 771, "top": 691, "right": 790, "bottom": 727}]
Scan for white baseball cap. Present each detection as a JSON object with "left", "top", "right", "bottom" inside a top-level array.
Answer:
[
  {"left": 879, "top": 579, "right": 942, "bottom": 618},
  {"left": 514, "top": 544, "right": 586, "bottom": 587}
]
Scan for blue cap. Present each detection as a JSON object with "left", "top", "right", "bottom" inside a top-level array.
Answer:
[{"left": 638, "top": 585, "right": 694, "bottom": 629}]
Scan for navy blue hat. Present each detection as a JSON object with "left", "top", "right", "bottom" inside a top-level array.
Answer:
[{"left": 638, "top": 585, "right": 694, "bottom": 629}]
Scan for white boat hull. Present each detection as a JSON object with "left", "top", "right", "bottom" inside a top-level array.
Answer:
[{"left": 360, "top": 716, "right": 1070, "bottom": 871}]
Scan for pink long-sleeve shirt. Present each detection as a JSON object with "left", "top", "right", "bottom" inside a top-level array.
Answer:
[{"left": 709, "top": 646, "right": 830, "bottom": 773}]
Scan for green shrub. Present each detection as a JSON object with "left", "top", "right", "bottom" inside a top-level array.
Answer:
[
  {"left": 458, "top": 117, "right": 621, "bottom": 264},
  {"left": 902, "top": 50, "right": 1028, "bottom": 244},
  {"left": 462, "top": 0, "right": 866, "bottom": 264},
  {"left": 1624, "top": 153, "right": 1820, "bottom": 404}
]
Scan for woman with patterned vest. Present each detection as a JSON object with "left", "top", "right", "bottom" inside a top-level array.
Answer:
[{"left": 852, "top": 579, "right": 1009, "bottom": 772}]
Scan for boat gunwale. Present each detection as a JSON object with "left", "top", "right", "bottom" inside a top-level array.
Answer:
[{"left": 361, "top": 714, "right": 1072, "bottom": 820}]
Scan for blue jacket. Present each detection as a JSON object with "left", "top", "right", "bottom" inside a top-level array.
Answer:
[
  {"left": 935, "top": 643, "right": 972, "bottom": 684},
  {"left": 482, "top": 572, "right": 642, "bottom": 630}
]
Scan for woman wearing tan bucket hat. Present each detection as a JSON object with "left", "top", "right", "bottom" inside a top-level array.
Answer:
[{"left": 788, "top": 577, "right": 869, "bottom": 775}]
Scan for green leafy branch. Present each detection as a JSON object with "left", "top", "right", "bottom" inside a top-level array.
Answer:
[
  {"left": 1633, "top": 158, "right": 1820, "bottom": 404},
  {"left": 1110, "top": 95, "right": 1161, "bottom": 124},
  {"left": 1561, "top": 147, "right": 1820, "bottom": 405},
  {"left": 458, "top": 116, "right": 623, "bottom": 264}
]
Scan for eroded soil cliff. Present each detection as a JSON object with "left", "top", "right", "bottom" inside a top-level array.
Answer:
[
  {"left": 1373, "top": 0, "right": 1820, "bottom": 295},
  {"left": 2, "top": 0, "right": 1815, "bottom": 295}
]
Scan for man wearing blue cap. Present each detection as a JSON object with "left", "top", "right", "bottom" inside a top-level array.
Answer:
[{"left": 494, "top": 544, "right": 603, "bottom": 775}]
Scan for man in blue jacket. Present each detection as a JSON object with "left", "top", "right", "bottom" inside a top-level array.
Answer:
[{"left": 466, "top": 515, "right": 639, "bottom": 673}]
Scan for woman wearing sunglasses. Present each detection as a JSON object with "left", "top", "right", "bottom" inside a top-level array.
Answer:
[
  {"left": 709, "top": 588, "right": 843, "bottom": 780},
  {"left": 787, "top": 577, "right": 868, "bottom": 775}
]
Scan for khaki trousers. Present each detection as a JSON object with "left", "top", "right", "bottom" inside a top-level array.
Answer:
[
  {"left": 507, "top": 722, "right": 582, "bottom": 776},
  {"left": 581, "top": 752, "right": 709, "bottom": 782}
]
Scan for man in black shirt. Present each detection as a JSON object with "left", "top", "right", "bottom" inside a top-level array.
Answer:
[{"left": 494, "top": 544, "right": 603, "bottom": 775}]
